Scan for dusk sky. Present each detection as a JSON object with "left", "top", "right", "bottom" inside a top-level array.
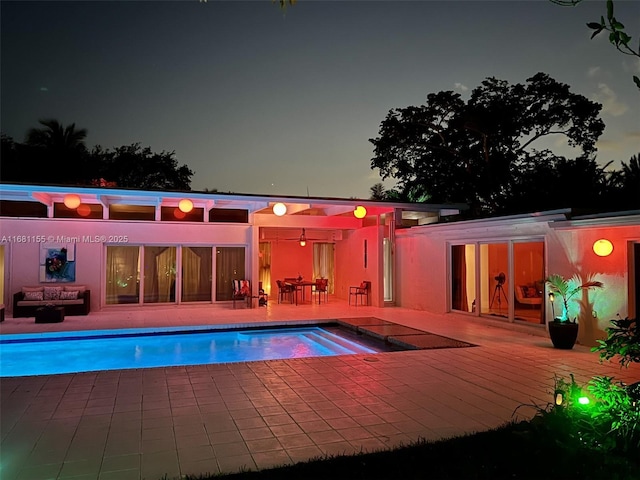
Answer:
[{"left": 2, "top": 0, "right": 639, "bottom": 199}]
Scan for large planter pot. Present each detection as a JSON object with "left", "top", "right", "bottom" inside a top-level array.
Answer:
[{"left": 548, "top": 321, "right": 579, "bottom": 349}]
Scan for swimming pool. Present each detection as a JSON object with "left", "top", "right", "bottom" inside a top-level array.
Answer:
[{"left": 0, "top": 324, "right": 391, "bottom": 377}]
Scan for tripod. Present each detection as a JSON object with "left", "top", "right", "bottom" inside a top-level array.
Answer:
[{"left": 490, "top": 281, "right": 508, "bottom": 311}]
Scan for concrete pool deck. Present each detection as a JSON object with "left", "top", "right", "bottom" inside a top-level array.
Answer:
[{"left": 1, "top": 300, "right": 639, "bottom": 480}]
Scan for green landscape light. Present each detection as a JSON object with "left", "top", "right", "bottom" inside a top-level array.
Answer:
[{"left": 578, "top": 396, "right": 590, "bottom": 405}]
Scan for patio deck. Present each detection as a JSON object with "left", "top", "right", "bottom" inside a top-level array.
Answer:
[{"left": 1, "top": 300, "right": 638, "bottom": 480}]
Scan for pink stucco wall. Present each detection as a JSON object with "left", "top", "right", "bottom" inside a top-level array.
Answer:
[
  {"left": 2, "top": 217, "right": 252, "bottom": 312},
  {"left": 394, "top": 217, "right": 640, "bottom": 343}
]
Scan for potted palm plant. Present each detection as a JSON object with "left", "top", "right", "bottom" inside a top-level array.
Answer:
[{"left": 546, "top": 274, "right": 604, "bottom": 349}]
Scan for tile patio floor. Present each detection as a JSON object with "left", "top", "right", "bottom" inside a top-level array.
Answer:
[{"left": 1, "top": 300, "right": 639, "bottom": 480}]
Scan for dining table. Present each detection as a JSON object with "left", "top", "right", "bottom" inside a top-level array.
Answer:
[{"left": 285, "top": 280, "right": 315, "bottom": 305}]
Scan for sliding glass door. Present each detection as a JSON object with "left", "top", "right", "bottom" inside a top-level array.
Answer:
[
  {"left": 451, "top": 244, "right": 476, "bottom": 313},
  {"left": 451, "top": 239, "right": 544, "bottom": 323},
  {"left": 182, "top": 247, "right": 212, "bottom": 302},
  {"left": 215, "top": 247, "right": 246, "bottom": 301},
  {"left": 106, "top": 246, "right": 140, "bottom": 304},
  {"left": 480, "top": 243, "right": 509, "bottom": 319}
]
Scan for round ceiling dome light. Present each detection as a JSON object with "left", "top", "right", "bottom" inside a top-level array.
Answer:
[
  {"left": 178, "top": 199, "right": 194, "bottom": 213},
  {"left": 63, "top": 194, "right": 81, "bottom": 209},
  {"left": 354, "top": 205, "right": 367, "bottom": 219},
  {"left": 273, "top": 202, "right": 287, "bottom": 216},
  {"left": 593, "top": 239, "right": 613, "bottom": 257}
]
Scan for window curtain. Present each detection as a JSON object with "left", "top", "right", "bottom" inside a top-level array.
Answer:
[
  {"left": 313, "top": 243, "right": 335, "bottom": 294},
  {"left": 259, "top": 242, "right": 271, "bottom": 295},
  {"left": 215, "top": 247, "right": 245, "bottom": 301},
  {"left": 144, "top": 246, "right": 176, "bottom": 303},
  {"left": 451, "top": 245, "right": 468, "bottom": 311},
  {"left": 106, "top": 246, "right": 140, "bottom": 304},
  {"left": 383, "top": 238, "right": 393, "bottom": 302},
  {"left": 182, "top": 247, "right": 212, "bottom": 302}
]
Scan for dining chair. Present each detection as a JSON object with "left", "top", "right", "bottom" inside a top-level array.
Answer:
[
  {"left": 349, "top": 280, "right": 371, "bottom": 306},
  {"left": 313, "top": 278, "right": 329, "bottom": 304},
  {"left": 276, "top": 280, "right": 294, "bottom": 304}
]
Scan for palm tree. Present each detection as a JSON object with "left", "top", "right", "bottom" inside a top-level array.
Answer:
[
  {"left": 25, "top": 119, "right": 89, "bottom": 184},
  {"left": 369, "top": 183, "right": 386, "bottom": 200},
  {"left": 546, "top": 274, "right": 604, "bottom": 322},
  {"left": 26, "top": 119, "right": 88, "bottom": 152}
]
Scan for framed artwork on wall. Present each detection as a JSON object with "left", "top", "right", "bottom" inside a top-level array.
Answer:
[{"left": 40, "top": 243, "right": 76, "bottom": 283}]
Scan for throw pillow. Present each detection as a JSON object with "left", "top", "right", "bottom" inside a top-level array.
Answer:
[
  {"left": 60, "top": 290, "right": 78, "bottom": 300},
  {"left": 22, "top": 286, "right": 44, "bottom": 293},
  {"left": 44, "top": 286, "right": 63, "bottom": 300},
  {"left": 64, "top": 285, "right": 86, "bottom": 293},
  {"left": 24, "top": 291, "right": 44, "bottom": 301}
]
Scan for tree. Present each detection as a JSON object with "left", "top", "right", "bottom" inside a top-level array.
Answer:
[
  {"left": 551, "top": 0, "right": 640, "bottom": 89},
  {"left": 23, "top": 119, "right": 89, "bottom": 184},
  {"left": 369, "top": 183, "right": 386, "bottom": 200},
  {"left": 91, "top": 143, "right": 194, "bottom": 190},
  {"left": 605, "top": 153, "right": 640, "bottom": 210},
  {"left": 370, "top": 73, "right": 605, "bottom": 217}
]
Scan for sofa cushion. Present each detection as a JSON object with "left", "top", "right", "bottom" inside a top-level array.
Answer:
[
  {"left": 60, "top": 290, "right": 78, "bottom": 300},
  {"left": 64, "top": 285, "right": 86, "bottom": 293},
  {"left": 22, "top": 286, "right": 44, "bottom": 294},
  {"left": 24, "top": 291, "right": 44, "bottom": 301},
  {"left": 59, "top": 299, "right": 83, "bottom": 305},
  {"left": 44, "top": 286, "right": 63, "bottom": 300}
]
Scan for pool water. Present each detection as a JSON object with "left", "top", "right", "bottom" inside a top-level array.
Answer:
[{"left": 0, "top": 325, "right": 389, "bottom": 377}]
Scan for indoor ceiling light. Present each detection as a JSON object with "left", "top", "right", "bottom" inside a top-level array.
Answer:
[
  {"left": 63, "top": 194, "right": 81, "bottom": 209},
  {"left": 178, "top": 199, "right": 194, "bottom": 213},
  {"left": 273, "top": 202, "right": 287, "bottom": 216},
  {"left": 354, "top": 205, "right": 367, "bottom": 219}
]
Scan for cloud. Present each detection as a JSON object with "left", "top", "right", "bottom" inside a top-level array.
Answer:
[
  {"left": 587, "top": 66, "right": 601, "bottom": 78},
  {"left": 592, "top": 83, "right": 628, "bottom": 117},
  {"left": 454, "top": 82, "right": 468, "bottom": 92},
  {"left": 622, "top": 58, "right": 640, "bottom": 74}
]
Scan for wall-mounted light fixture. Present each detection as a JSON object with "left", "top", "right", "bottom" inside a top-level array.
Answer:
[
  {"left": 273, "top": 202, "right": 287, "bottom": 216},
  {"left": 354, "top": 205, "right": 367, "bottom": 219},
  {"left": 593, "top": 239, "right": 613, "bottom": 257},
  {"left": 178, "top": 199, "right": 194, "bottom": 213},
  {"left": 63, "top": 194, "right": 81, "bottom": 209},
  {"left": 299, "top": 228, "right": 307, "bottom": 247}
]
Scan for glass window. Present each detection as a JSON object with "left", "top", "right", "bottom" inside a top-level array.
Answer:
[
  {"left": 182, "top": 247, "right": 212, "bottom": 302},
  {"left": 143, "top": 246, "right": 176, "bottom": 303},
  {"left": 106, "top": 246, "right": 140, "bottom": 304}
]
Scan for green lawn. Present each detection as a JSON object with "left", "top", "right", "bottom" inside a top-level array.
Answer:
[{"left": 181, "top": 421, "right": 638, "bottom": 480}]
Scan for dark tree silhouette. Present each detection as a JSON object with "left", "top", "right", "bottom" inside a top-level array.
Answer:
[
  {"left": 17, "top": 119, "right": 90, "bottom": 184},
  {"left": 91, "top": 143, "right": 193, "bottom": 191},
  {"left": 370, "top": 73, "right": 605, "bottom": 217},
  {"left": 369, "top": 183, "right": 386, "bottom": 200}
]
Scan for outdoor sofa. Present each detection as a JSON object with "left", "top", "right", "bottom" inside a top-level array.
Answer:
[{"left": 13, "top": 285, "right": 91, "bottom": 317}]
